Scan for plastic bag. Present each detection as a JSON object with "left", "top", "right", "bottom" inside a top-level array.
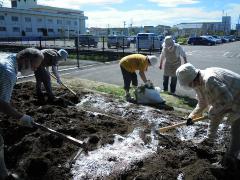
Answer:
[{"left": 135, "top": 85, "right": 165, "bottom": 104}]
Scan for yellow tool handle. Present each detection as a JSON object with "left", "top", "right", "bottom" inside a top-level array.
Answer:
[
  {"left": 50, "top": 73, "right": 77, "bottom": 96},
  {"left": 159, "top": 116, "right": 208, "bottom": 133}
]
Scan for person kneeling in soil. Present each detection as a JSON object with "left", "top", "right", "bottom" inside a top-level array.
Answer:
[
  {"left": 0, "top": 48, "right": 44, "bottom": 179},
  {"left": 176, "top": 63, "right": 240, "bottom": 170},
  {"left": 34, "top": 49, "right": 68, "bottom": 103},
  {"left": 119, "top": 54, "right": 158, "bottom": 101}
]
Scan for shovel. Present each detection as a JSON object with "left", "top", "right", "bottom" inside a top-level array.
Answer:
[
  {"left": 33, "top": 122, "right": 86, "bottom": 148},
  {"left": 159, "top": 116, "right": 208, "bottom": 133},
  {"left": 50, "top": 73, "right": 77, "bottom": 96}
]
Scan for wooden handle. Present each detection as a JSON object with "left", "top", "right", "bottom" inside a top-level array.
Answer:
[
  {"left": 33, "top": 122, "right": 84, "bottom": 147},
  {"left": 50, "top": 73, "right": 77, "bottom": 96},
  {"left": 159, "top": 116, "right": 208, "bottom": 133}
]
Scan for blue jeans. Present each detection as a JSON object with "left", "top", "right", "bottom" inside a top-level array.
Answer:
[
  {"left": 163, "top": 75, "right": 177, "bottom": 93},
  {"left": 34, "top": 67, "right": 54, "bottom": 100},
  {"left": 120, "top": 66, "right": 138, "bottom": 91}
]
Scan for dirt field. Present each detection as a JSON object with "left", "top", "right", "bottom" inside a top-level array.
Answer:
[{"left": 0, "top": 82, "right": 239, "bottom": 180}]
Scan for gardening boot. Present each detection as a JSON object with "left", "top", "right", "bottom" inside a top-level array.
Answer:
[{"left": 0, "top": 136, "right": 8, "bottom": 180}]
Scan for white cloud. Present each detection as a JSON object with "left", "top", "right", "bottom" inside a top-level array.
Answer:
[
  {"left": 38, "top": 0, "right": 124, "bottom": 9},
  {"left": 226, "top": 3, "right": 240, "bottom": 26},
  {"left": 85, "top": 7, "right": 222, "bottom": 28},
  {"left": 148, "top": 0, "right": 200, "bottom": 7}
]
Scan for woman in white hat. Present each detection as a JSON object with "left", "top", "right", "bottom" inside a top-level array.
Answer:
[{"left": 159, "top": 36, "right": 187, "bottom": 94}]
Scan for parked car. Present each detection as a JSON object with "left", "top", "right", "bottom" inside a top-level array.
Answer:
[
  {"left": 107, "top": 35, "right": 130, "bottom": 48},
  {"left": 201, "top": 35, "right": 222, "bottom": 44},
  {"left": 212, "top": 35, "right": 223, "bottom": 43},
  {"left": 77, "top": 34, "right": 98, "bottom": 47},
  {"left": 235, "top": 36, "right": 240, "bottom": 41},
  {"left": 224, "top": 35, "right": 235, "bottom": 42},
  {"left": 219, "top": 36, "right": 229, "bottom": 43},
  {"left": 136, "top": 33, "right": 163, "bottom": 50},
  {"left": 187, "top": 36, "right": 216, "bottom": 46},
  {"left": 128, "top": 36, "right": 136, "bottom": 43}
]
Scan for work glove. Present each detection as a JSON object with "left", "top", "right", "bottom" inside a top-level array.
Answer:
[
  {"left": 20, "top": 114, "right": 34, "bottom": 127},
  {"left": 186, "top": 118, "right": 194, "bottom": 126},
  {"left": 145, "top": 80, "right": 153, "bottom": 88},
  {"left": 56, "top": 77, "right": 63, "bottom": 85}
]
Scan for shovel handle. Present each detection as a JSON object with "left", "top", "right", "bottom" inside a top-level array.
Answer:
[
  {"left": 159, "top": 116, "right": 208, "bottom": 133},
  {"left": 33, "top": 122, "right": 84, "bottom": 147},
  {"left": 50, "top": 73, "right": 77, "bottom": 96}
]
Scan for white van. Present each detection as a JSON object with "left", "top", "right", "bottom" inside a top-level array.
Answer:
[{"left": 136, "top": 33, "right": 163, "bottom": 50}]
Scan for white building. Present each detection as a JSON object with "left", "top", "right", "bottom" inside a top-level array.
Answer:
[
  {"left": 175, "top": 16, "right": 231, "bottom": 36},
  {"left": 0, "top": 0, "right": 87, "bottom": 38}
]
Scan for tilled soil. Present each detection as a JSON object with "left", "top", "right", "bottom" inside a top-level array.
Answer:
[{"left": 0, "top": 82, "right": 239, "bottom": 180}]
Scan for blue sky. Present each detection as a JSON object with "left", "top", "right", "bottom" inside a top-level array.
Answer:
[{"left": 2, "top": 0, "right": 240, "bottom": 28}]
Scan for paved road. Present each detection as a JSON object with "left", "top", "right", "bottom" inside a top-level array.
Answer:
[{"left": 62, "top": 41, "right": 240, "bottom": 98}]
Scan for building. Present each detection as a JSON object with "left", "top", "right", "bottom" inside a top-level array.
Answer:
[
  {"left": 236, "top": 24, "right": 240, "bottom": 36},
  {"left": 155, "top": 25, "right": 171, "bottom": 35},
  {"left": 175, "top": 16, "right": 231, "bottom": 37},
  {"left": 0, "top": 0, "right": 87, "bottom": 38}
]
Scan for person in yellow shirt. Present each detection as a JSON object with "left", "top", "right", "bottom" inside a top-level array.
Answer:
[{"left": 119, "top": 54, "right": 158, "bottom": 101}]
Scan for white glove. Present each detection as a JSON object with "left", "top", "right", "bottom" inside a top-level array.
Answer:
[
  {"left": 20, "top": 114, "right": 34, "bottom": 127},
  {"left": 56, "top": 78, "right": 62, "bottom": 85}
]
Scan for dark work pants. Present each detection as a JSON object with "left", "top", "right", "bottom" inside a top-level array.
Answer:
[
  {"left": 34, "top": 67, "right": 54, "bottom": 100},
  {"left": 163, "top": 75, "right": 177, "bottom": 93},
  {"left": 120, "top": 66, "right": 138, "bottom": 91}
]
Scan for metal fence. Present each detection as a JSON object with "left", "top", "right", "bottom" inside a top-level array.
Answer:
[{"left": 0, "top": 36, "right": 163, "bottom": 68}]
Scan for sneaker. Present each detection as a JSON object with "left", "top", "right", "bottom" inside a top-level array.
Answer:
[
  {"left": 125, "top": 94, "right": 135, "bottom": 102},
  {"left": 4, "top": 172, "right": 19, "bottom": 180}
]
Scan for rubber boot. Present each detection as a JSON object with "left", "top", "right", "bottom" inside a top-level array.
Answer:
[{"left": 0, "top": 135, "right": 8, "bottom": 180}]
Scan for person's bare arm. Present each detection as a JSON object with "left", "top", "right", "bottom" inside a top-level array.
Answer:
[
  {"left": 159, "top": 53, "right": 165, "bottom": 69},
  {"left": 0, "top": 99, "right": 23, "bottom": 119},
  {"left": 183, "top": 56, "right": 187, "bottom": 63},
  {"left": 139, "top": 71, "right": 147, "bottom": 83}
]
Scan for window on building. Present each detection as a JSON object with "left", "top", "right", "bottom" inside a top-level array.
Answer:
[
  {"left": 74, "top": 21, "right": 77, "bottom": 26},
  {"left": 25, "top": 17, "right": 31, "bottom": 22},
  {"left": 57, "top": 20, "right": 62, "bottom": 24},
  {"left": 0, "top": 27, "right": 6, "bottom": 31},
  {"left": 48, "top": 29, "right": 54, "bottom": 32},
  {"left": 58, "top": 29, "right": 63, "bottom": 33},
  {"left": 13, "top": 27, "right": 20, "bottom": 32},
  {"left": 11, "top": 1, "right": 17, "bottom": 7},
  {"left": 11, "top": 16, "right": 19, "bottom": 22},
  {"left": 0, "top": 16, "right": 4, "bottom": 21},
  {"left": 37, "top": 18, "right": 42, "bottom": 22},
  {"left": 48, "top": 19, "right": 53, "bottom": 23},
  {"left": 37, "top": 28, "right": 43, "bottom": 32},
  {"left": 26, "top": 28, "right": 32, "bottom": 32},
  {"left": 66, "top": 20, "right": 71, "bottom": 25}
]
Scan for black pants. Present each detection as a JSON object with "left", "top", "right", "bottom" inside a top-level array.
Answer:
[
  {"left": 120, "top": 66, "right": 138, "bottom": 91},
  {"left": 163, "top": 75, "right": 177, "bottom": 93},
  {"left": 34, "top": 67, "right": 54, "bottom": 100}
]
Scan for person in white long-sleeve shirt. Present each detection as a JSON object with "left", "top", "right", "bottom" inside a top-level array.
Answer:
[
  {"left": 176, "top": 63, "right": 240, "bottom": 169},
  {"left": 159, "top": 36, "right": 187, "bottom": 93},
  {"left": 0, "top": 48, "right": 44, "bottom": 179}
]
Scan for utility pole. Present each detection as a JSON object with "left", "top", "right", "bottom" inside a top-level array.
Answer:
[
  {"left": 123, "top": 21, "right": 126, "bottom": 35},
  {"left": 238, "top": 14, "right": 240, "bottom": 36}
]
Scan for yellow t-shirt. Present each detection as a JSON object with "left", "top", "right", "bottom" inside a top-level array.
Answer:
[{"left": 119, "top": 54, "right": 148, "bottom": 73}]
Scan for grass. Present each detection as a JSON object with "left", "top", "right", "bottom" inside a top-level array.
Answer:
[
  {"left": 93, "top": 85, "right": 125, "bottom": 98},
  {"left": 62, "top": 77, "right": 196, "bottom": 112},
  {"left": 68, "top": 54, "right": 109, "bottom": 62},
  {"left": 93, "top": 85, "right": 197, "bottom": 110}
]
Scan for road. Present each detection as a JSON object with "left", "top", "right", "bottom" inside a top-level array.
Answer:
[{"left": 62, "top": 41, "right": 240, "bottom": 98}]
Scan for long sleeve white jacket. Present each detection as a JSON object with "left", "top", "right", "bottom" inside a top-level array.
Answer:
[{"left": 189, "top": 67, "right": 240, "bottom": 139}]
